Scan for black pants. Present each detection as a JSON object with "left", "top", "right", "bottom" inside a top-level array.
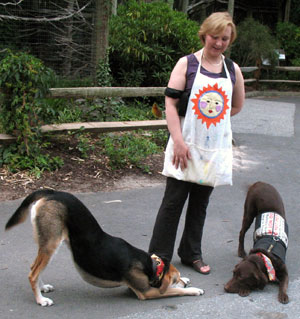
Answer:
[{"left": 148, "top": 177, "right": 213, "bottom": 263}]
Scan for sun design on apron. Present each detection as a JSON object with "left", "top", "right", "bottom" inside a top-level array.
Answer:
[{"left": 191, "top": 83, "right": 229, "bottom": 129}]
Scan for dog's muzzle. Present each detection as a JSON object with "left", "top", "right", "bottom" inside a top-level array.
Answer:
[{"left": 150, "top": 254, "right": 165, "bottom": 287}]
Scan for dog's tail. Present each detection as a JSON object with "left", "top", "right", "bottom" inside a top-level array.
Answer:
[{"left": 5, "top": 189, "right": 55, "bottom": 230}]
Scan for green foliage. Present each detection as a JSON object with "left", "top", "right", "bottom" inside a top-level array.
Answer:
[
  {"left": 74, "top": 132, "right": 95, "bottom": 159},
  {"left": 96, "top": 52, "right": 113, "bottom": 87},
  {"left": 101, "top": 132, "right": 162, "bottom": 172},
  {"left": 231, "top": 17, "right": 279, "bottom": 66},
  {"left": 276, "top": 22, "right": 300, "bottom": 65},
  {"left": 0, "top": 143, "right": 64, "bottom": 177},
  {"left": 0, "top": 49, "right": 63, "bottom": 175},
  {"left": 55, "top": 76, "right": 94, "bottom": 88},
  {"left": 115, "top": 101, "right": 152, "bottom": 121},
  {"left": 109, "top": 0, "right": 201, "bottom": 86},
  {"left": 150, "top": 129, "right": 168, "bottom": 147}
]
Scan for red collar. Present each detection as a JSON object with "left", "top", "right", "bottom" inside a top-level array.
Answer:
[
  {"left": 151, "top": 254, "right": 165, "bottom": 281},
  {"left": 256, "top": 252, "right": 276, "bottom": 281}
]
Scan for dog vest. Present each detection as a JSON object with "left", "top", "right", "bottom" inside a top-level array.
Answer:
[{"left": 253, "top": 212, "right": 288, "bottom": 263}]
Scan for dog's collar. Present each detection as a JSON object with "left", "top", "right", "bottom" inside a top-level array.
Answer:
[
  {"left": 151, "top": 254, "right": 165, "bottom": 281},
  {"left": 256, "top": 252, "right": 276, "bottom": 281}
]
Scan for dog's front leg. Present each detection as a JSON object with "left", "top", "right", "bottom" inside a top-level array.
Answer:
[
  {"left": 133, "top": 286, "right": 204, "bottom": 300},
  {"left": 278, "top": 270, "right": 289, "bottom": 304}
]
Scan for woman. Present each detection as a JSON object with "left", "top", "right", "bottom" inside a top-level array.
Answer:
[{"left": 148, "top": 12, "right": 245, "bottom": 274}]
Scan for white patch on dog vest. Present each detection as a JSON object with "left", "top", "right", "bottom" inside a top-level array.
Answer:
[{"left": 254, "top": 212, "right": 288, "bottom": 248}]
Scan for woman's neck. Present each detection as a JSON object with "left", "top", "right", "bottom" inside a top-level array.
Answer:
[{"left": 202, "top": 49, "right": 222, "bottom": 66}]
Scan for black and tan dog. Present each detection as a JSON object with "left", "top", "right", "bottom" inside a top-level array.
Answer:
[
  {"left": 224, "top": 181, "right": 289, "bottom": 304},
  {"left": 5, "top": 189, "right": 204, "bottom": 306}
]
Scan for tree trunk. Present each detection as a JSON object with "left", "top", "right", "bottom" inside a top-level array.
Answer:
[
  {"left": 112, "top": 0, "right": 117, "bottom": 15},
  {"left": 182, "top": 0, "right": 188, "bottom": 13},
  {"left": 226, "top": 0, "right": 235, "bottom": 58},
  {"left": 62, "top": 0, "right": 75, "bottom": 76},
  {"left": 174, "top": 0, "right": 188, "bottom": 13},
  {"left": 227, "top": 0, "right": 234, "bottom": 17},
  {"left": 284, "top": 0, "right": 291, "bottom": 22},
  {"left": 166, "top": 0, "right": 174, "bottom": 9},
  {"left": 91, "top": 0, "right": 111, "bottom": 83}
]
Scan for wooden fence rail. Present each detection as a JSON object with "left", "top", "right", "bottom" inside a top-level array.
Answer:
[
  {"left": 49, "top": 87, "right": 165, "bottom": 99},
  {"left": 1, "top": 65, "right": 299, "bottom": 144}
]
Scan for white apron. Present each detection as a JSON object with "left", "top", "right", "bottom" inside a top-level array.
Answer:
[{"left": 162, "top": 49, "right": 233, "bottom": 187}]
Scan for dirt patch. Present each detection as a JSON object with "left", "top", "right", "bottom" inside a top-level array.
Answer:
[{"left": 0, "top": 135, "right": 166, "bottom": 202}]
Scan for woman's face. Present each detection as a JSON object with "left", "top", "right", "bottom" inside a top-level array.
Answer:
[{"left": 204, "top": 25, "right": 232, "bottom": 57}]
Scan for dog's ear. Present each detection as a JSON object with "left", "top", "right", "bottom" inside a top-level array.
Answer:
[
  {"left": 252, "top": 259, "right": 269, "bottom": 289},
  {"left": 161, "top": 258, "right": 170, "bottom": 270},
  {"left": 254, "top": 271, "right": 268, "bottom": 289}
]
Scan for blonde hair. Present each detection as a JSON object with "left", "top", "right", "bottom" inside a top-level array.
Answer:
[{"left": 198, "top": 12, "right": 237, "bottom": 45}]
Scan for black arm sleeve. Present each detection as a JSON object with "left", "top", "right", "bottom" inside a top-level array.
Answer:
[{"left": 164, "top": 87, "right": 184, "bottom": 99}]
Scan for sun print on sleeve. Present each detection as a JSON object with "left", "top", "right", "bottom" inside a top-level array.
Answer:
[{"left": 191, "top": 83, "right": 230, "bottom": 129}]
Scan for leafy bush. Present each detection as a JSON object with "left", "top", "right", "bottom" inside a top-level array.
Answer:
[
  {"left": 101, "top": 132, "right": 162, "bottom": 172},
  {"left": 0, "top": 49, "right": 63, "bottom": 174},
  {"left": 276, "top": 22, "right": 300, "bottom": 65},
  {"left": 109, "top": 0, "right": 201, "bottom": 87},
  {"left": 97, "top": 52, "right": 113, "bottom": 87},
  {"left": 231, "top": 17, "right": 279, "bottom": 66}
]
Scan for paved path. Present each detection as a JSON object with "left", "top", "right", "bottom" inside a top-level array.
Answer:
[{"left": 0, "top": 96, "right": 299, "bottom": 318}]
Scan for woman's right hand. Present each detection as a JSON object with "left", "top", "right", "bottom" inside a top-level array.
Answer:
[{"left": 172, "top": 139, "right": 191, "bottom": 170}]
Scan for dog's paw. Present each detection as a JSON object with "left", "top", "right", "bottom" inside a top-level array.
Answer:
[
  {"left": 170, "top": 277, "right": 190, "bottom": 289},
  {"left": 180, "top": 277, "right": 190, "bottom": 287},
  {"left": 238, "top": 289, "right": 250, "bottom": 297},
  {"left": 238, "top": 249, "right": 246, "bottom": 258},
  {"left": 41, "top": 284, "right": 54, "bottom": 293},
  {"left": 37, "top": 296, "right": 54, "bottom": 307},
  {"left": 278, "top": 292, "right": 289, "bottom": 304},
  {"left": 186, "top": 287, "right": 205, "bottom": 296}
]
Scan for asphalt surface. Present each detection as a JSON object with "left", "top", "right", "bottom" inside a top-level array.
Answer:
[{"left": 0, "top": 95, "right": 299, "bottom": 319}]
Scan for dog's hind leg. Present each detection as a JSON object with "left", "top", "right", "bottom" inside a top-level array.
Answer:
[
  {"left": 29, "top": 237, "right": 62, "bottom": 306},
  {"left": 29, "top": 248, "right": 55, "bottom": 306},
  {"left": 39, "top": 278, "right": 54, "bottom": 293},
  {"left": 30, "top": 262, "right": 54, "bottom": 295},
  {"left": 29, "top": 199, "right": 67, "bottom": 306}
]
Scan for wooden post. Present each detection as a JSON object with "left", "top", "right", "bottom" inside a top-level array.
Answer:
[
  {"left": 227, "top": 0, "right": 234, "bottom": 17},
  {"left": 284, "top": 0, "right": 291, "bottom": 22},
  {"left": 91, "top": 0, "right": 111, "bottom": 83},
  {"left": 226, "top": 0, "right": 235, "bottom": 59}
]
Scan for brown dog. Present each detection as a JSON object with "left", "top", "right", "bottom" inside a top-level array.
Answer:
[
  {"left": 224, "top": 182, "right": 289, "bottom": 304},
  {"left": 5, "top": 190, "right": 204, "bottom": 306}
]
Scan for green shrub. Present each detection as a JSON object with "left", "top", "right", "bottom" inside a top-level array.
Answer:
[
  {"left": 276, "top": 22, "right": 300, "bottom": 65},
  {"left": 0, "top": 49, "right": 63, "bottom": 174},
  {"left": 231, "top": 17, "right": 279, "bottom": 66},
  {"left": 109, "top": 0, "right": 201, "bottom": 87},
  {"left": 97, "top": 52, "right": 113, "bottom": 87},
  {"left": 101, "top": 132, "right": 162, "bottom": 172}
]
